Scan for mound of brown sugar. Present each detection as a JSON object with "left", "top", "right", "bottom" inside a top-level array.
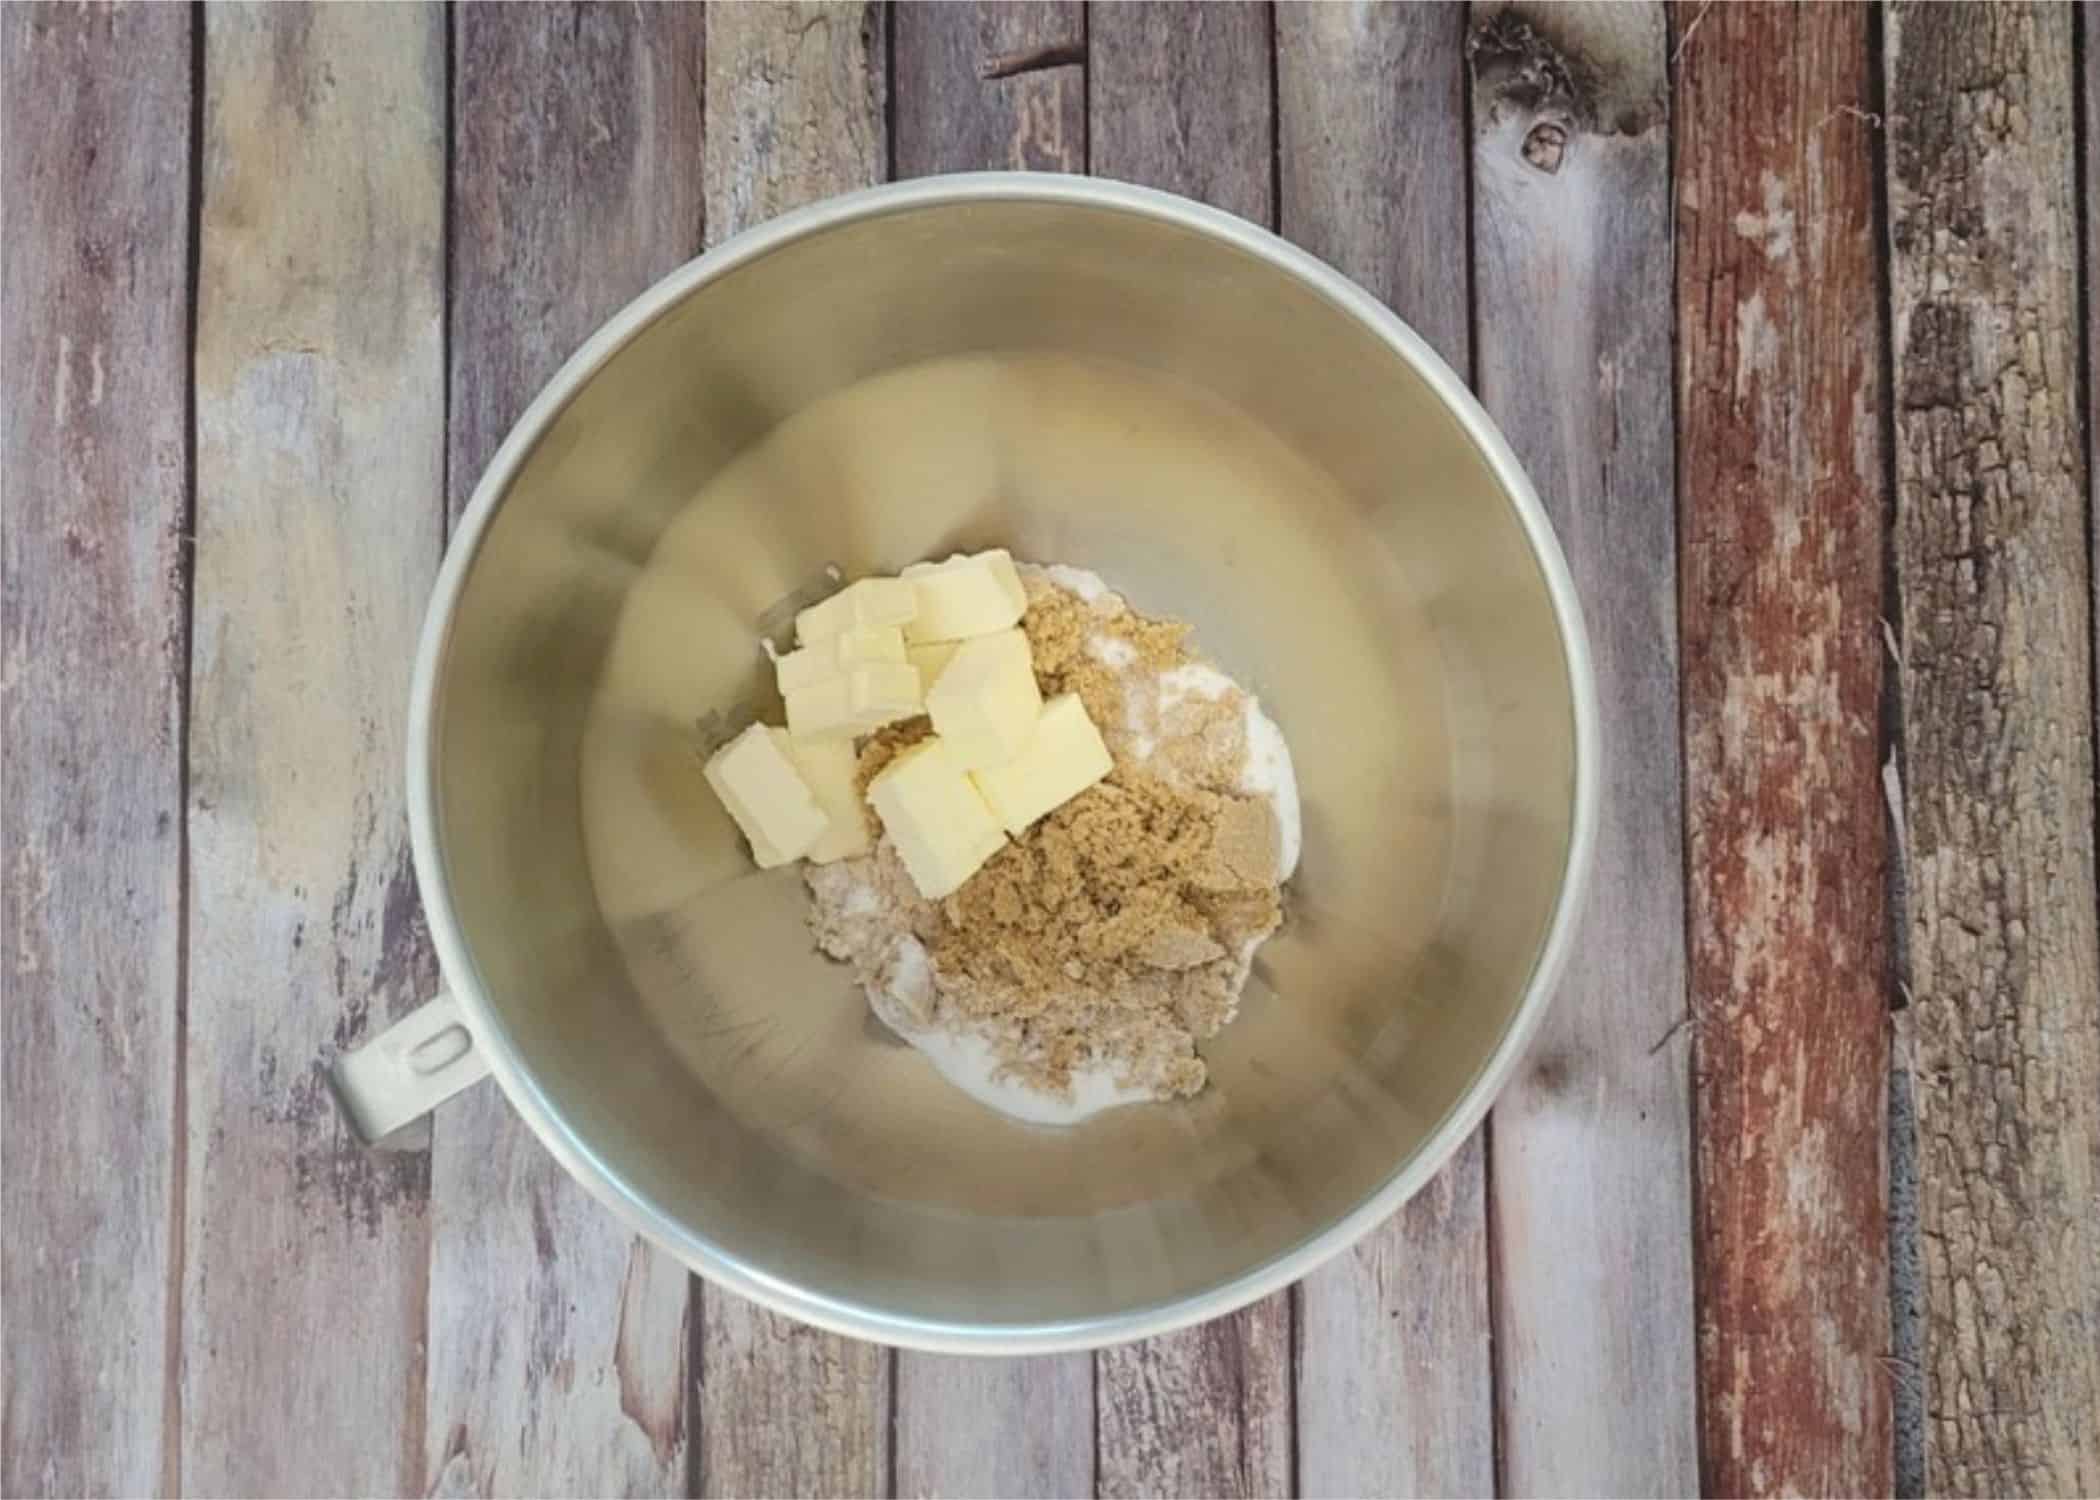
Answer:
[{"left": 804, "top": 570, "right": 1286, "bottom": 1104}]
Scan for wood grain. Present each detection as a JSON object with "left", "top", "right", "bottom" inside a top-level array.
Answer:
[
  {"left": 0, "top": 7, "right": 191, "bottom": 1495},
  {"left": 1090, "top": 0, "right": 1274, "bottom": 226},
  {"left": 695, "top": 8, "right": 893, "bottom": 1495},
  {"left": 425, "top": 9, "right": 704, "bottom": 1496},
  {"left": 894, "top": 1355, "right": 1093, "bottom": 1500},
  {"left": 698, "top": 1293, "right": 891, "bottom": 1500},
  {"left": 1097, "top": 1295, "right": 1293, "bottom": 1500},
  {"left": 1276, "top": 7, "right": 1492, "bottom": 1496},
  {"left": 703, "top": 1, "right": 886, "bottom": 238},
  {"left": 183, "top": 5, "right": 446, "bottom": 1494},
  {"left": 1885, "top": 5, "right": 2100, "bottom": 1493},
  {"left": 1467, "top": 5, "right": 1699, "bottom": 1493},
  {"left": 1673, "top": 5, "right": 1894, "bottom": 1495},
  {"left": 1084, "top": 8, "right": 1291, "bottom": 1495},
  {"left": 2091, "top": 2, "right": 2100, "bottom": 741},
  {"left": 888, "top": 9, "right": 1094, "bottom": 1491},
  {"left": 1274, "top": 6, "right": 1493, "bottom": 1496},
  {"left": 894, "top": 0, "right": 1084, "bottom": 179}
]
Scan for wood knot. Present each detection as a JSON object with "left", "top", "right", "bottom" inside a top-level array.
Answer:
[{"left": 1522, "top": 121, "right": 1568, "bottom": 173}]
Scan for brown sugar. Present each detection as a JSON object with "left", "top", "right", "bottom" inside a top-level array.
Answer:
[{"left": 804, "top": 567, "right": 1288, "bottom": 1105}]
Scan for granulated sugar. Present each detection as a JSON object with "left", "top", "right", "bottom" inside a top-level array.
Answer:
[{"left": 805, "top": 566, "right": 1297, "bottom": 1120}]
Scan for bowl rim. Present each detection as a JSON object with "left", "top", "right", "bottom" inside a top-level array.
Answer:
[{"left": 407, "top": 171, "right": 1601, "bottom": 1355}]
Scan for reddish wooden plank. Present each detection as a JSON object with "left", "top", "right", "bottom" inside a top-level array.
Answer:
[
  {"left": 1467, "top": 4, "right": 1699, "bottom": 1492},
  {"left": 0, "top": 6, "right": 191, "bottom": 1494},
  {"left": 888, "top": 7, "right": 1094, "bottom": 1493},
  {"left": 1085, "top": 7, "right": 1291, "bottom": 1496},
  {"left": 1885, "top": 4, "right": 2100, "bottom": 1493},
  {"left": 424, "top": 8, "right": 705, "bottom": 1495},
  {"left": 1276, "top": 5, "right": 1495, "bottom": 1494},
  {"left": 1673, "top": 4, "right": 1893, "bottom": 1493},
  {"left": 183, "top": 7, "right": 446, "bottom": 1493},
  {"left": 696, "top": 7, "right": 893, "bottom": 1493}
]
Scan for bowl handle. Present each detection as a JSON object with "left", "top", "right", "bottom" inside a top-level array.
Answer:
[{"left": 327, "top": 990, "right": 491, "bottom": 1144}]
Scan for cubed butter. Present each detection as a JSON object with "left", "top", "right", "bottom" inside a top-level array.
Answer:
[
  {"left": 833, "top": 623, "right": 907, "bottom": 669},
  {"left": 772, "top": 643, "right": 836, "bottom": 696},
  {"left": 784, "top": 661, "right": 924, "bottom": 739},
  {"left": 702, "top": 723, "right": 830, "bottom": 867},
  {"left": 779, "top": 733, "right": 870, "bottom": 863},
  {"left": 906, "top": 639, "right": 960, "bottom": 695},
  {"left": 969, "top": 693, "right": 1113, "bottom": 834},
  {"left": 901, "top": 549, "right": 1028, "bottom": 643},
  {"left": 846, "top": 660, "right": 923, "bottom": 727},
  {"left": 772, "top": 624, "right": 905, "bottom": 696},
  {"left": 795, "top": 576, "right": 918, "bottom": 645},
  {"left": 866, "top": 737, "right": 1007, "bottom": 899},
  {"left": 925, "top": 628, "right": 1043, "bottom": 770}
]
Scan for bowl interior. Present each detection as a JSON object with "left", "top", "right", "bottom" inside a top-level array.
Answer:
[{"left": 428, "top": 189, "right": 1578, "bottom": 1339}]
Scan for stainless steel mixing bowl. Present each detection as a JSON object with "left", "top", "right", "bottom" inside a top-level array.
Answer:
[{"left": 361, "top": 174, "right": 1595, "bottom": 1352}]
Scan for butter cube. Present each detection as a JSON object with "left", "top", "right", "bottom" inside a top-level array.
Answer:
[
  {"left": 773, "top": 624, "right": 905, "bottom": 696},
  {"left": 866, "top": 737, "right": 1007, "bottom": 899},
  {"left": 779, "top": 733, "right": 870, "bottom": 863},
  {"left": 925, "top": 628, "right": 1043, "bottom": 770},
  {"left": 901, "top": 549, "right": 1028, "bottom": 643},
  {"left": 703, "top": 723, "right": 830, "bottom": 867},
  {"left": 785, "top": 661, "right": 924, "bottom": 739},
  {"left": 845, "top": 660, "right": 923, "bottom": 727},
  {"left": 795, "top": 576, "right": 918, "bottom": 645},
  {"left": 833, "top": 623, "right": 907, "bottom": 669},
  {"left": 970, "top": 693, "right": 1113, "bottom": 834},
  {"left": 906, "top": 640, "right": 960, "bottom": 695},
  {"left": 773, "top": 643, "right": 837, "bottom": 696}
]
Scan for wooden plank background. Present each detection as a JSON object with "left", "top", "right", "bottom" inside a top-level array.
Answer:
[
  {"left": 1884, "top": 5, "right": 2100, "bottom": 1494},
  {"left": 1, "top": 7, "right": 192, "bottom": 1496},
  {"left": 1673, "top": 4, "right": 1893, "bottom": 1495},
  {"left": 430, "top": 7, "right": 703, "bottom": 1495},
  {"left": 6, "top": 2, "right": 2100, "bottom": 1496}
]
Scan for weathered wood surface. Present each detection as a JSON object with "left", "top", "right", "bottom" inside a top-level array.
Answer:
[
  {"left": 1673, "top": 4, "right": 1894, "bottom": 1495},
  {"left": 1467, "top": 4, "right": 1701, "bottom": 1494},
  {"left": 1276, "top": 5, "right": 1496, "bottom": 1496},
  {"left": 20, "top": 4, "right": 2100, "bottom": 1496},
  {"left": 894, "top": 1350, "right": 1094, "bottom": 1500},
  {"left": 426, "top": 8, "right": 704, "bottom": 1495},
  {"left": 183, "top": 5, "right": 445, "bottom": 1494},
  {"left": 694, "top": 8, "right": 893, "bottom": 1496},
  {"left": 1885, "top": 4, "right": 2100, "bottom": 1494},
  {"left": 1089, "top": 0, "right": 1275, "bottom": 227},
  {"left": 0, "top": 7, "right": 191, "bottom": 1496},
  {"left": 1087, "top": 8, "right": 1293, "bottom": 1498},
  {"left": 894, "top": 0, "right": 1084, "bottom": 179},
  {"left": 890, "top": 9, "right": 1095, "bottom": 1494}
]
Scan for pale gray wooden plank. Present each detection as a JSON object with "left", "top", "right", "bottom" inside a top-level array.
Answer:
[
  {"left": 1090, "top": 0, "right": 1274, "bottom": 226},
  {"left": 894, "top": 1355, "right": 1093, "bottom": 1500},
  {"left": 1885, "top": 4, "right": 2100, "bottom": 1494},
  {"left": 1466, "top": 4, "right": 1698, "bottom": 1492},
  {"left": 695, "top": 7, "right": 893, "bottom": 1493},
  {"left": 1276, "top": 5, "right": 1493, "bottom": 1494},
  {"left": 1096, "top": 1295, "right": 1292, "bottom": 1500},
  {"left": 421, "top": 9, "right": 704, "bottom": 1494},
  {"left": 887, "top": 6, "right": 1095, "bottom": 1493},
  {"left": 1086, "top": 7, "right": 1291, "bottom": 1494},
  {"left": 699, "top": 1292, "right": 892, "bottom": 1500},
  {"left": 183, "top": 6, "right": 446, "bottom": 1493},
  {"left": 0, "top": 6, "right": 191, "bottom": 1495},
  {"left": 894, "top": 0, "right": 1084, "bottom": 179},
  {"left": 704, "top": 0, "right": 887, "bottom": 237},
  {"left": 1674, "top": 3, "right": 1894, "bottom": 1493}
]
